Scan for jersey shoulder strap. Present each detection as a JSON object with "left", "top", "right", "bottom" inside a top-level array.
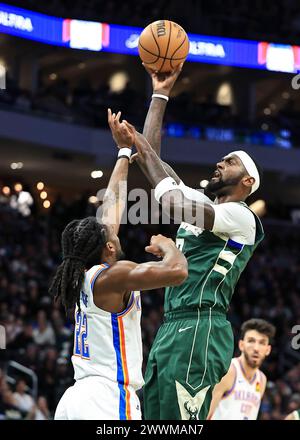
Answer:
[{"left": 85, "top": 263, "right": 110, "bottom": 292}]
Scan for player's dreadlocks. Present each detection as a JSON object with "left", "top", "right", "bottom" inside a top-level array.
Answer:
[{"left": 49, "top": 217, "right": 107, "bottom": 314}]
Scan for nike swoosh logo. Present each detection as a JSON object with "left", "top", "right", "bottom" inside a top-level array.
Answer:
[{"left": 178, "top": 326, "right": 193, "bottom": 333}]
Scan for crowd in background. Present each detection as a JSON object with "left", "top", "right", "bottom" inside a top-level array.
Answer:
[
  {"left": 0, "top": 75, "right": 299, "bottom": 147},
  {"left": 0, "top": 194, "right": 299, "bottom": 420},
  {"left": 0, "top": 74, "right": 246, "bottom": 130}
]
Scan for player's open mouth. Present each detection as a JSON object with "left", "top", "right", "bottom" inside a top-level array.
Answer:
[{"left": 211, "top": 170, "right": 221, "bottom": 179}]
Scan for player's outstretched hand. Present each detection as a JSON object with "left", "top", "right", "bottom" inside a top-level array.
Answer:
[
  {"left": 107, "top": 108, "right": 135, "bottom": 148},
  {"left": 145, "top": 234, "right": 177, "bottom": 257},
  {"left": 143, "top": 62, "right": 183, "bottom": 96}
]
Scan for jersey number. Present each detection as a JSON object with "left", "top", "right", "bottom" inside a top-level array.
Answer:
[
  {"left": 176, "top": 238, "right": 185, "bottom": 251},
  {"left": 74, "top": 311, "right": 90, "bottom": 359}
]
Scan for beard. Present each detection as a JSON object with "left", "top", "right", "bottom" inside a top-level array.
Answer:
[
  {"left": 206, "top": 174, "right": 242, "bottom": 196},
  {"left": 244, "top": 351, "right": 264, "bottom": 369}
]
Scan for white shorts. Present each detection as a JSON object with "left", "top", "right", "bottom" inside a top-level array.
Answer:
[{"left": 54, "top": 376, "right": 141, "bottom": 420}]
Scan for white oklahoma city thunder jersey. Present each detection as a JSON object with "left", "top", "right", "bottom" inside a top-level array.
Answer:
[
  {"left": 212, "top": 358, "right": 264, "bottom": 420},
  {"left": 72, "top": 263, "right": 144, "bottom": 392}
]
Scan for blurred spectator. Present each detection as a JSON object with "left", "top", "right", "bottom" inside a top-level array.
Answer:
[
  {"left": 35, "top": 396, "right": 50, "bottom": 420},
  {"left": 13, "top": 378, "right": 36, "bottom": 417},
  {"left": 32, "top": 310, "right": 56, "bottom": 346}
]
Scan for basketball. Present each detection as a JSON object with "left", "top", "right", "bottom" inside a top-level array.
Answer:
[{"left": 138, "top": 20, "right": 190, "bottom": 72}]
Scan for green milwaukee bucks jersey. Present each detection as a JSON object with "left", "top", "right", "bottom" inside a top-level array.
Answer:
[{"left": 165, "top": 204, "right": 264, "bottom": 314}]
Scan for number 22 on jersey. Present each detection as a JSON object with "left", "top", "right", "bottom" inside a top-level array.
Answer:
[{"left": 74, "top": 310, "right": 90, "bottom": 359}]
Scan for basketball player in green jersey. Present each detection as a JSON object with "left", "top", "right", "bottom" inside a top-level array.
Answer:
[{"left": 125, "top": 64, "right": 264, "bottom": 420}]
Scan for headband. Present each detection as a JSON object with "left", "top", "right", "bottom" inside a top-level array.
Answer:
[{"left": 225, "top": 150, "right": 260, "bottom": 195}]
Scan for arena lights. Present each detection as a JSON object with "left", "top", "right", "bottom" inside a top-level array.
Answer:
[
  {"left": 10, "top": 162, "right": 23, "bottom": 169},
  {"left": 216, "top": 82, "right": 233, "bottom": 106},
  {"left": 0, "top": 60, "right": 5, "bottom": 89},
  {"left": 36, "top": 181, "right": 44, "bottom": 190},
  {"left": 200, "top": 180, "right": 209, "bottom": 188},
  {"left": 40, "top": 191, "right": 47, "bottom": 199},
  {"left": 49, "top": 73, "right": 57, "bottom": 80},
  {"left": 14, "top": 183, "right": 22, "bottom": 192},
  {"left": 43, "top": 200, "right": 51, "bottom": 208},
  {"left": 91, "top": 170, "right": 103, "bottom": 179},
  {"left": 109, "top": 72, "right": 129, "bottom": 93},
  {"left": 0, "top": 3, "right": 299, "bottom": 73},
  {"left": 2, "top": 186, "right": 10, "bottom": 195}
]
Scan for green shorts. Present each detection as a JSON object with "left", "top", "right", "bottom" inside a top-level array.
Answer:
[{"left": 143, "top": 309, "right": 234, "bottom": 420}]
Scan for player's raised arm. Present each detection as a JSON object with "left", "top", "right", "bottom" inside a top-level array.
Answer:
[
  {"left": 100, "top": 109, "right": 135, "bottom": 235},
  {"left": 95, "top": 234, "right": 188, "bottom": 294},
  {"left": 134, "top": 64, "right": 183, "bottom": 184},
  {"left": 130, "top": 127, "right": 216, "bottom": 230},
  {"left": 142, "top": 64, "right": 182, "bottom": 156}
]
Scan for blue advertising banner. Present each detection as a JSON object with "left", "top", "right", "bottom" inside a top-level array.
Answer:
[{"left": 0, "top": 3, "right": 299, "bottom": 73}]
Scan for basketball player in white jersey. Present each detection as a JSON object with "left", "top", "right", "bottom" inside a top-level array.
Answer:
[
  {"left": 208, "top": 319, "right": 275, "bottom": 420},
  {"left": 51, "top": 110, "right": 188, "bottom": 420}
]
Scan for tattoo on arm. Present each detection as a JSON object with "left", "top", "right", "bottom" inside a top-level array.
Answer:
[
  {"left": 161, "top": 161, "right": 181, "bottom": 184},
  {"left": 163, "top": 191, "right": 215, "bottom": 230},
  {"left": 143, "top": 98, "right": 167, "bottom": 157},
  {"left": 139, "top": 98, "right": 181, "bottom": 184},
  {"left": 137, "top": 143, "right": 215, "bottom": 230},
  {"left": 136, "top": 157, "right": 181, "bottom": 187}
]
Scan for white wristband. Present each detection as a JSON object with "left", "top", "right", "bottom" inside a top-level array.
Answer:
[
  {"left": 152, "top": 93, "right": 169, "bottom": 102},
  {"left": 117, "top": 148, "right": 132, "bottom": 159},
  {"left": 154, "top": 177, "right": 178, "bottom": 202}
]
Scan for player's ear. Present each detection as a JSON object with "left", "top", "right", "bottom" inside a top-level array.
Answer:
[
  {"left": 105, "top": 241, "right": 115, "bottom": 255},
  {"left": 242, "top": 175, "right": 255, "bottom": 190},
  {"left": 265, "top": 345, "right": 271, "bottom": 357},
  {"left": 238, "top": 339, "right": 244, "bottom": 352}
]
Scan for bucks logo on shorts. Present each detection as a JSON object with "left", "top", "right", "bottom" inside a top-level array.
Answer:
[{"left": 176, "top": 381, "right": 211, "bottom": 420}]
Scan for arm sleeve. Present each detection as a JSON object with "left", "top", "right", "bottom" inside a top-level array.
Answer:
[
  {"left": 211, "top": 202, "right": 256, "bottom": 245},
  {"left": 178, "top": 181, "right": 213, "bottom": 205}
]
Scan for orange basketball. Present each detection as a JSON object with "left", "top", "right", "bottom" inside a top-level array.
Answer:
[{"left": 138, "top": 20, "right": 189, "bottom": 73}]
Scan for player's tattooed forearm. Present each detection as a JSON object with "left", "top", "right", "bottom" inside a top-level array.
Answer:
[{"left": 143, "top": 98, "right": 167, "bottom": 156}]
